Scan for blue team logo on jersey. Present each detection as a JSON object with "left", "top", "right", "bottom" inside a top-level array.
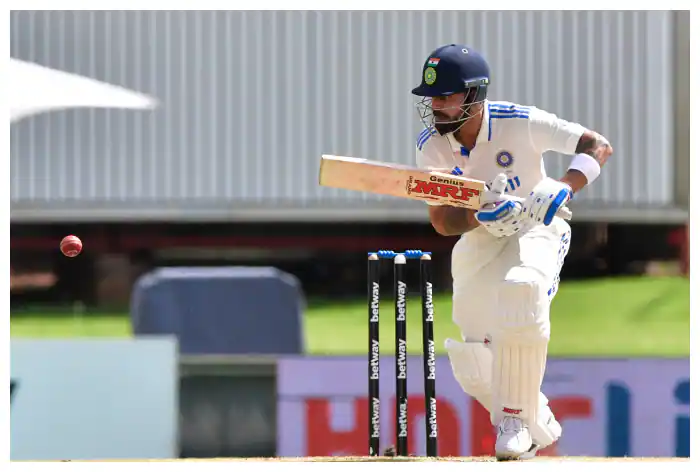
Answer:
[
  {"left": 496, "top": 151, "right": 514, "bottom": 168},
  {"left": 496, "top": 151, "right": 513, "bottom": 168}
]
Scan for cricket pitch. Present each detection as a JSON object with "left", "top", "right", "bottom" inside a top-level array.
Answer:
[{"left": 59, "top": 456, "right": 690, "bottom": 462}]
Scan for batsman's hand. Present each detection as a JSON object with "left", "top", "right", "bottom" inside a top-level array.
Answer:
[
  {"left": 475, "top": 174, "right": 529, "bottom": 238},
  {"left": 522, "top": 177, "right": 574, "bottom": 226}
]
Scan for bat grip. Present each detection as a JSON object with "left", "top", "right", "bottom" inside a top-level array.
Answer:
[
  {"left": 509, "top": 196, "right": 572, "bottom": 221},
  {"left": 556, "top": 206, "right": 573, "bottom": 220}
]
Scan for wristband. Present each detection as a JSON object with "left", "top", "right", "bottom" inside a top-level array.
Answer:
[{"left": 568, "top": 153, "right": 601, "bottom": 185}]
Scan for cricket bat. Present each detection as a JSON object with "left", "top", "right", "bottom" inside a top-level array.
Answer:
[{"left": 318, "top": 154, "right": 572, "bottom": 218}]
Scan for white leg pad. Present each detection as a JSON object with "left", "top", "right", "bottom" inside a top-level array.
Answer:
[
  {"left": 491, "top": 275, "right": 550, "bottom": 427},
  {"left": 446, "top": 338, "right": 561, "bottom": 447},
  {"left": 445, "top": 338, "right": 492, "bottom": 411}
]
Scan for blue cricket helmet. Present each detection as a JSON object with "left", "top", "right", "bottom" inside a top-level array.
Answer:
[
  {"left": 412, "top": 44, "right": 491, "bottom": 135},
  {"left": 412, "top": 44, "right": 490, "bottom": 98}
]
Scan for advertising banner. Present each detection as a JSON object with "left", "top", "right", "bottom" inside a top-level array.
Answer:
[
  {"left": 11, "top": 338, "right": 179, "bottom": 460},
  {"left": 277, "top": 357, "right": 689, "bottom": 458}
]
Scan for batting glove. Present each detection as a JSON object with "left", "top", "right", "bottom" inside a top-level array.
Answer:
[
  {"left": 476, "top": 174, "right": 529, "bottom": 238},
  {"left": 523, "top": 178, "right": 573, "bottom": 226}
]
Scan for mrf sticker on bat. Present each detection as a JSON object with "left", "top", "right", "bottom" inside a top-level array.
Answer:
[{"left": 406, "top": 174, "right": 481, "bottom": 205}]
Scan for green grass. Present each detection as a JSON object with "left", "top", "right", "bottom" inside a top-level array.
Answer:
[
  {"left": 10, "top": 276, "right": 690, "bottom": 357},
  {"left": 10, "top": 315, "right": 133, "bottom": 338}
]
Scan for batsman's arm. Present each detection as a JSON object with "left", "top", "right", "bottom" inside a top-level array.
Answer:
[
  {"left": 416, "top": 139, "right": 486, "bottom": 235},
  {"left": 423, "top": 165, "right": 480, "bottom": 236},
  {"left": 428, "top": 206, "right": 480, "bottom": 236},
  {"left": 560, "top": 130, "right": 614, "bottom": 193},
  {"left": 527, "top": 108, "right": 613, "bottom": 194}
]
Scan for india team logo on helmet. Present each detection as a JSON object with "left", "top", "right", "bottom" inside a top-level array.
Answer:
[{"left": 424, "top": 67, "right": 437, "bottom": 85}]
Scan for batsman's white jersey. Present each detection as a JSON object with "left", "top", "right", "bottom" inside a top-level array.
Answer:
[
  {"left": 415, "top": 100, "right": 585, "bottom": 342},
  {"left": 417, "top": 101, "right": 583, "bottom": 200}
]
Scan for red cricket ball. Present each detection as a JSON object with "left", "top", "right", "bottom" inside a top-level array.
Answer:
[{"left": 60, "top": 235, "right": 83, "bottom": 257}]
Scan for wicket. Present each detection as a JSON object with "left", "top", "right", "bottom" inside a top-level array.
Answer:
[{"left": 367, "top": 250, "right": 438, "bottom": 457}]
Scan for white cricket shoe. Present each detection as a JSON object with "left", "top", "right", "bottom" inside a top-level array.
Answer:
[
  {"left": 495, "top": 416, "right": 533, "bottom": 461},
  {"left": 495, "top": 412, "right": 562, "bottom": 461}
]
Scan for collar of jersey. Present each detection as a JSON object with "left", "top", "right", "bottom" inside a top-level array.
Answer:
[{"left": 445, "top": 99, "right": 491, "bottom": 154}]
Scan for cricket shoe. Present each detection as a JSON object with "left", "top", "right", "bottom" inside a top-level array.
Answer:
[
  {"left": 495, "top": 413, "right": 562, "bottom": 461},
  {"left": 495, "top": 416, "right": 533, "bottom": 461}
]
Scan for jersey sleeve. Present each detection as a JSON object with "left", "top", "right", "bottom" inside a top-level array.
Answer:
[
  {"left": 415, "top": 130, "right": 444, "bottom": 169},
  {"left": 416, "top": 146, "right": 441, "bottom": 169},
  {"left": 528, "top": 107, "right": 586, "bottom": 155}
]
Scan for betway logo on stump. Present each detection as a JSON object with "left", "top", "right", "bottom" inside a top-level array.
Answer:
[
  {"left": 370, "top": 339, "right": 380, "bottom": 380},
  {"left": 398, "top": 401, "right": 408, "bottom": 438},
  {"left": 370, "top": 282, "right": 379, "bottom": 323},
  {"left": 397, "top": 340, "right": 407, "bottom": 379},
  {"left": 406, "top": 175, "right": 481, "bottom": 205},
  {"left": 371, "top": 398, "right": 380, "bottom": 438},
  {"left": 396, "top": 281, "right": 406, "bottom": 321},
  {"left": 427, "top": 397, "right": 438, "bottom": 438},
  {"left": 426, "top": 340, "right": 436, "bottom": 380},
  {"left": 424, "top": 282, "right": 434, "bottom": 322}
]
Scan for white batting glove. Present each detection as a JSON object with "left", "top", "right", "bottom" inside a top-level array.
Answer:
[
  {"left": 523, "top": 178, "right": 574, "bottom": 226},
  {"left": 475, "top": 174, "right": 529, "bottom": 238}
]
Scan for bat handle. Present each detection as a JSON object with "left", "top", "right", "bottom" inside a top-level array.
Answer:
[
  {"left": 510, "top": 196, "right": 573, "bottom": 221},
  {"left": 556, "top": 206, "right": 573, "bottom": 220}
]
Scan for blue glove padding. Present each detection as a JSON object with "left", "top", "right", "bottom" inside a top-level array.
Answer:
[
  {"left": 523, "top": 178, "right": 573, "bottom": 226},
  {"left": 476, "top": 199, "right": 518, "bottom": 223}
]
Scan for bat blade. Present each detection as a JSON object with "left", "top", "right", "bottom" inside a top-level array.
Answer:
[
  {"left": 318, "top": 154, "right": 572, "bottom": 221},
  {"left": 319, "top": 154, "right": 485, "bottom": 210}
]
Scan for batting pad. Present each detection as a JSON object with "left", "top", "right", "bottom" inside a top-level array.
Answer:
[
  {"left": 447, "top": 338, "right": 560, "bottom": 446},
  {"left": 491, "top": 280, "right": 549, "bottom": 426},
  {"left": 445, "top": 338, "right": 493, "bottom": 411}
]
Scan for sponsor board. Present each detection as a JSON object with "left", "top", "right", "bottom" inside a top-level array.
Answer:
[{"left": 277, "top": 357, "right": 689, "bottom": 457}]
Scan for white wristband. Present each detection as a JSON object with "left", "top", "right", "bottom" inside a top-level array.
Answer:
[{"left": 568, "top": 153, "right": 601, "bottom": 185}]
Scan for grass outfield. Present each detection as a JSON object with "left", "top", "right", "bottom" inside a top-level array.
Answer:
[{"left": 10, "top": 276, "right": 690, "bottom": 357}]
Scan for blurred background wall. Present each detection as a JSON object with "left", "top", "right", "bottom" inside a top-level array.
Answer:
[{"left": 10, "top": 10, "right": 689, "bottom": 310}]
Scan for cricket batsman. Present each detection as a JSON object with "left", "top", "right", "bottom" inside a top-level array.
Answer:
[{"left": 412, "top": 44, "right": 613, "bottom": 460}]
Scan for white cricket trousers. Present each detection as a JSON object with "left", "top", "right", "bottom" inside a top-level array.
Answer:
[{"left": 450, "top": 218, "right": 572, "bottom": 343}]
